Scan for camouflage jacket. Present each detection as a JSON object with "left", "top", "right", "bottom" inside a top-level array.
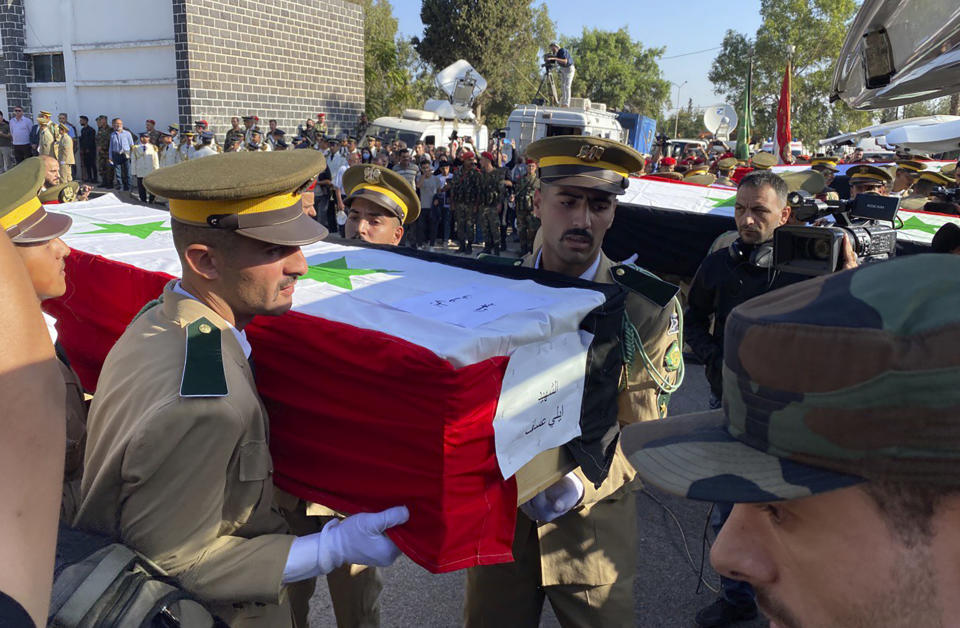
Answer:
[
  {"left": 224, "top": 128, "right": 245, "bottom": 148},
  {"left": 477, "top": 167, "right": 506, "bottom": 207},
  {"left": 450, "top": 165, "right": 480, "bottom": 204},
  {"left": 515, "top": 173, "right": 538, "bottom": 213},
  {"left": 95, "top": 127, "right": 112, "bottom": 155}
]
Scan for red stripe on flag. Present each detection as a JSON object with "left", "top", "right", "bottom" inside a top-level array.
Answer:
[
  {"left": 775, "top": 60, "right": 792, "bottom": 165},
  {"left": 45, "top": 249, "right": 519, "bottom": 573}
]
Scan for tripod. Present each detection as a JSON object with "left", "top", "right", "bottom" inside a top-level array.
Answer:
[{"left": 533, "top": 64, "right": 559, "bottom": 106}]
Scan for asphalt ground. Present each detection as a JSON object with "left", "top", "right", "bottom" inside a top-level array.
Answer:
[
  {"left": 85, "top": 192, "right": 768, "bottom": 626},
  {"left": 307, "top": 364, "right": 769, "bottom": 628}
]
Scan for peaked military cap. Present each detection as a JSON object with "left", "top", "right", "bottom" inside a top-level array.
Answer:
[
  {"left": 780, "top": 169, "right": 826, "bottom": 195},
  {"left": 847, "top": 164, "right": 893, "bottom": 186},
  {"left": 684, "top": 173, "right": 716, "bottom": 185},
  {"left": 917, "top": 170, "right": 952, "bottom": 186},
  {"left": 810, "top": 156, "right": 839, "bottom": 172},
  {"left": 0, "top": 157, "right": 71, "bottom": 243},
  {"left": 526, "top": 135, "right": 643, "bottom": 195},
  {"left": 342, "top": 164, "right": 420, "bottom": 224},
  {"left": 622, "top": 254, "right": 960, "bottom": 502},
  {"left": 182, "top": 131, "right": 195, "bottom": 138},
  {"left": 168, "top": 124, "right": 179, "bottom": 132},
  {"left": 750, "top": 151, "right": 777, "bottom": 169},
  {"left": 941, "top": 162, "right": 958, "bottom": 178},
  {"left": 684, "top": 163, "right": 709, "bottom": 176},
  {"left": 895, "top": 159, "right": 925, "bottom": 174},
  {"left": 144, "top": 151, "right": 328, "bottom": 245},
  {"left": 716, "top": 157, "right": 737, "bottom": 170}
]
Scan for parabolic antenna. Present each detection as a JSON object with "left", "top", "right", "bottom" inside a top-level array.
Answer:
[
  {"left": 703, "top": 104, "right": 738, "bottom": 140},
  {"left": 435, "top": 60, "right": 487, "bottom": 112}
]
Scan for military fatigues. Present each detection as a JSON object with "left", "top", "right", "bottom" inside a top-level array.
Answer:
[
  {"left": 451, "top": 164, "right": 480, "bottom": 247},
  {"left": 75, "top": 286, "right": 298, "bottom": 627},
  {"left": 478, "top": 167, "right": 506, "bottom": 252},
  {"left": 96, "top": 125, "right": 114, "bottom": 187},
  {"left": 225, "top": 127, "right": 245, "bottom": 149},
  {"left": 515, "top": 173, "right": 540, "bottom": 254},
  {"left": 465, "top": 251, "right": 683, "bottom": 627}
]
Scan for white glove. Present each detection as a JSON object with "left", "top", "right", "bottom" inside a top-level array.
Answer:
[
  {"left": 520, "top": 471, "right": 584, "bottom": 523},
  {"left": 282, "top": 505, "right": 409, "bottom": 583}
]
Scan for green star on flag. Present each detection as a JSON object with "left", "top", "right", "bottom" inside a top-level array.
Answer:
[
  {"left": 79, "top": 221, "right": 171, "bottom": 240},
  {"left": 708, "top": 195, "right": 737, "bottom": 208},
  {"left": 901, "top": 216, "right": 941, "bottom": 236},
  {"left": 301, "top": 256, "right": 401, "bottom": 290}
]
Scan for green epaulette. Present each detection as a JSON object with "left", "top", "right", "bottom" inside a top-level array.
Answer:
[
  {"left": 477, "top": 254, "right": 523, "bottom": 266},
  {"left": 129, "top": 295, "right": 163, "bottom": 325},
  {"left": 38, "top": 181, "right": 79, "bottom": 203},
  {"left": 610, "top": 264, "right": 679, "bottom": 309},
  {"left": 180, "top": 317, "right": 228, "bottom": 398}
]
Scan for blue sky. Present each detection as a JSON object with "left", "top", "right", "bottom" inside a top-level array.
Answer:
[{"left": 390, "top": 0, "right": 763, "bottom": 115}]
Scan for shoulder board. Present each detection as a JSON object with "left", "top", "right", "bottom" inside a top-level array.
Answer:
[
  {"left": 610, "top": 264, "right": 679, "bottom": 309},
  {"left": 180, "top": 317, "right": 228, "bottom": 398},
  {"left": 477, "top": 253, "right": 523, "bottom": 267}
]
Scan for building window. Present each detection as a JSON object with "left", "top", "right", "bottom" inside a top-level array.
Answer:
[{"left": 31, "top": 54, "right": 65, "bottom": 83}]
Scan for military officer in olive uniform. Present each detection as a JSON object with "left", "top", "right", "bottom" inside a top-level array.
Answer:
[
  {"left": 96, "top": 115, "right": 114, "bottom": 188},
  {"left": 893, "top": 159, "right": 924, "bottom": 196},
  {"left": 715, "top": 157, "right": 737, "bottom": 186},
  {"left": 0, "top": 158, "right": 87, "bottom": 521},
  {"left": 515, "top": 159, "right": 540, "bottom": 255},
  {"left": 37, "top": 111, "right": 58, "bottom": 160},
  {"left": 74, "top": 151, "right": 410, "bottom": 627},
  {"left": 451, "top": 151, "right": 481, "bottom": 252},
  {"left": 750, "top": 151, "right": 776, "bottom": 171},
  {"left": 465, "top": 136, "right": 684, "bottom": 627},
  {"left": 810, "top": 156, "right": 840, "bottom": 201},
  {"left": 477, "top": 151, "right": 508, "bottom": 255},
  {"left": 901, "top": 169, "right": 953, "bottom": 210},
  {"left": 684, "top": 163, "right": 717, "bottom": 186}
]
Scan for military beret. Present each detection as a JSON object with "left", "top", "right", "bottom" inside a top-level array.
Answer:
[
  {"left": 343, "top": 164, "right": 420, "bottom": 225},
  {"left": 661, "top": 156, "right": 677, "bottom": 166},
  {"left": 525, "top": 135, "right": 643, "bottom": 195},
  {"left": 480, "top": 151, "right": 495, "bottom": 162},
  {"left": 317, "top": 113, "right": 326, "bottom": 118},
  {"left": 0, "top": 158, "right": 71, "bottom": 243},
  {"left": 917, "top": 170, "right": 952, "bottom": 186},
  {"left": 847, "top": 164, "right": 892, "bottom": 185},
  {"left": 461, "top": 151, "right": 476, "bottom": 161},
  {"left": 780, "top": 169, "right": 826, "bottom": 195},
  {"left": 525, "top": 159, "right": 536, "bottom": 165},
  {"left": 144, "top": 151, "right": 329, "bottom": 246},
  {"left": 895, "top": 159, "right": 924, "bottom": 173},
  {"left": 623, "top": 254, "right": 960, "bottom": 502},
  {"left": 146, "top": 119, "right": 156, "bottom": 125},
  {"left": 750, "top": 151, "right": 777, "bottom": 169},
  {"left": 716, "top": 157, "right": 737, "bottom": 170}
]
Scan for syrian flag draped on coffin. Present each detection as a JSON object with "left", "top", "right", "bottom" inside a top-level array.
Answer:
[{"left": 44, "top": 194, "right": 627, "bottom": 574}]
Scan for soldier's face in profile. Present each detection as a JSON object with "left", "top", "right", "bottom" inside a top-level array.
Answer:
[
  {"left": 711, "top": 486, "right": 952, "bottom": 628},
  {"left": 534, "top": 183, "right": 616, "bottom": 267},
  {"left": 15, "top": 237, "right": 70, "bottom": 300},
  {"left": 850, "top": 182, "right": 886, "bottom": 199},
  {"left": 734, "top": 184, "right": 789, "bottom": 244},
  {"left": 215, "top": 236, "right": 308, "bottom": 323},
  {"left": 345, "top": 198, "right": 403, "bottom": 246}
]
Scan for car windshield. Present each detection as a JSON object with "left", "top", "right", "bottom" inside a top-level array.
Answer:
[{"left": 366, "top": 124, "right": 421, "bottom": 148}]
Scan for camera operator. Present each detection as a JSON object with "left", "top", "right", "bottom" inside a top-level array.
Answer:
[
  {"left": 544, "top": 42, "right": 574, "bottom": 107},
  {"left": 685, "top": 170, "right": 856, "bottom": 628}
]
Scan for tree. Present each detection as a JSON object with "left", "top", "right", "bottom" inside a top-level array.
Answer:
[
  {"left": 362, "top": 0, "right": 435, "bottom": 120},
  {"left": 664, "top": 98, "right": 706, "bottom": 139},
  {"left": 565, "top": 28, "right": 670, "bottom": 118},
  {"left": 708, "top": 0, "right": 874, "bottom": 148},
  {"left": 414, "top": 0, "right": 555, "bottom": 128}
]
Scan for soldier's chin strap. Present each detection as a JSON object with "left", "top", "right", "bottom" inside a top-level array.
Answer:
[{"left": 620, "top": 295, "right": 685, "bottom": 395}]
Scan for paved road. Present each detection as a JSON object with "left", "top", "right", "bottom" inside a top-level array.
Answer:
[{"left": 308, "top": 364, "right": 769, "bottom": 628}]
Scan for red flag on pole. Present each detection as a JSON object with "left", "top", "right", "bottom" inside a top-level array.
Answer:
[{"left": 774, "top": 59, "right": 792, "bottom": 164}]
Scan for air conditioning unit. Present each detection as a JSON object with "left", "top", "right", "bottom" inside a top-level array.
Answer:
[
  {"left": 569, "top": 98, "right": 591, "bottom": 110},
  {"left": 592, "top": 103, "right": 607, "bottom": 112},
  {"left": 402, "top": 109, "right": 440, "bottom": 122}
]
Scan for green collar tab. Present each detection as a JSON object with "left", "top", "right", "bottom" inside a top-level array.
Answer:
[{"left": 180, "top": 316, "right": 228, "bottom": 397}]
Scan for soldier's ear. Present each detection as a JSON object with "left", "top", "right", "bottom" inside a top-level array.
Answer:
[
  {"left": 182, "top": 243, "right": 220, "bottom": 281},
  {"left": 393, "top": 224, "right": 404, "bottom": 246}
]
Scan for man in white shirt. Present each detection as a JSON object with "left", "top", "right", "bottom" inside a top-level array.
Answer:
[{"left": 9, "top": 106, "right": 34, "bottom": 163}]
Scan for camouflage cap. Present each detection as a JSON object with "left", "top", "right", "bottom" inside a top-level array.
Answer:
[{"left": 622, "top": 254, "right": 960, "bottom": 502}]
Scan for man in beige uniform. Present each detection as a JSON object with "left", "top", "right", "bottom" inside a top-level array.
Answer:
[
  {"left": 465, "top": 136, "right": 684, "bottom": 627},
  {"left": 74, "top": 151, "right": 409, "bottom": 627}
]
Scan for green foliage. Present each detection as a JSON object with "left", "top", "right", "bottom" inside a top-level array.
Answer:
[
  {"left": 708, "top": 0, "right": 874, "bottom": 147},
  {"left": 565, "top": 28, "right": 670, "bottom": 117},
  {"left": 664, "top": 99, "right": 706, "bottom": 139},
  {"left": 362, "top": 0, "right": 435, "bottom": 120},
  {"left": 414, "top": 0, "right": 555, "bottom": 128}
]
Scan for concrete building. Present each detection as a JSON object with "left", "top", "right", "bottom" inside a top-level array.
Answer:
[{"left": 0, "top": 0, "right": 364, "bottom": 138}]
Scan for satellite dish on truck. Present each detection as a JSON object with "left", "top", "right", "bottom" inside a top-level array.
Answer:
[
  {"left": 703, "top": 104, "right": 738, "bottom": 140},
  {"left": 435, "top": 60, "right": 487, "bottom": 117}
]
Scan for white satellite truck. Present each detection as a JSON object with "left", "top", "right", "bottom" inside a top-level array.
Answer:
[
  {"left": 505, "top": 99, "right": 629, "bottom": 154},
  {"left": 366, "top": 60, "right": 489, "bottom": 150}
]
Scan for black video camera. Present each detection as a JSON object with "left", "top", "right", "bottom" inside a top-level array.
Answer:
[
  {"left": 542, "top": 53, "right": 556, "bottom": 70},
  {"left": 930, "top": 185, "right": 960, "bottom": 204},
  {"left": 773, "top": 191, "right": 900, "bottom": 276}
]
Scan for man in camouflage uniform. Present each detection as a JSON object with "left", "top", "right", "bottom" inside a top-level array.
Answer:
[
  {"left": 624, "top": 254, "right": 960, "bottom": 628},
  {"left": 477, "top": 151, "right": 507, "bottom": 255},
  {"left": 465, "top": 136, "right": 684, "bottom": 627},
  {"left": 450, "top": 151, "right": 480, "bottom": 253},
  {"left": 95, "top": 115, "right": 113, "bottom": 188},
  {"left": 514, "top": 159, "right": 540, "bottom": 255}
]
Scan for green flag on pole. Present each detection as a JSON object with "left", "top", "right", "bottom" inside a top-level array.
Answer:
[{"left": 735, "top": 62, "right": 753, "bottom": 161}]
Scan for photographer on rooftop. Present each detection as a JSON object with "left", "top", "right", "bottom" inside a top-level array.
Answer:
[{"left": 544, "top": 42, "right": 575, "bottom": 107}]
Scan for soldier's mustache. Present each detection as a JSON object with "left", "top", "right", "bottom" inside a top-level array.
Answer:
[{"left": 561, "top": 229, "right": 592, "bottom": 243}]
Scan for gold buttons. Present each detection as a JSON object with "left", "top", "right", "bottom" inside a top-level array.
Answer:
[
  {"left": 616, "top": 268, "right": 625, "bottom": 276},
  {"left": 198, "top": 323, "right": 212, "bottom": 334}
]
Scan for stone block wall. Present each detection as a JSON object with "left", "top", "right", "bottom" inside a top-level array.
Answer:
[
  {"left": 0, "top": 0, "right": 32, "bottom": 114},
  {"left": 173, "top": 0, "right": 364, "bottom": 139}
]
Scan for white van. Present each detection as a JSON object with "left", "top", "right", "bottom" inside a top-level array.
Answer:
[
  {"left": 367, "top": 107, "right": 488, "bottom": 151},
  {"left": 506, "top": 99, "right": 627, "bottom": 154}
]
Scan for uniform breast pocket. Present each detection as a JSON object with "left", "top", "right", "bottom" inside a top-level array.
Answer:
[{"left": 226, "top": 440, "right": 273, "bottom": 527}]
